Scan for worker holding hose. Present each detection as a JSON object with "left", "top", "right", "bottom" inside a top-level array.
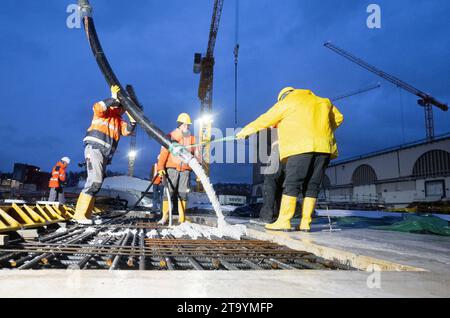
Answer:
[
  {"left": 156, "top": 113, "right": 198, "bottom": 225},
  {"left": 72, "top": 85, "right": 137, "bottom": 223},
  {"left": 237, "top": 87, "right": 344, "bottom": 232}
]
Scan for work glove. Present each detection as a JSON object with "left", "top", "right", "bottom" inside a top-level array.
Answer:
[
  {"left": 236, "top": 126, "right": 256, "bottom": 140},
  {"left": 111, "top": 85, "right": 121, "bottom": 100},
  {"left": 158, "top": 170, "right": 166, "bottom": 178}
]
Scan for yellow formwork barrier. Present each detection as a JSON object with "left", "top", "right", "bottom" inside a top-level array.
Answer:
[
  {"left": 22, "top": 205, "right": 47, "bottom": 224},
  {"left": 93, "top": 206, "right": 103, "bottom": 214},
  {"left": 0, "top": 219, "right": 7, "bottom": 231},
  {"left": 35, "top": 204, "right": 65, "bottom": 222},
  {"left": 0, "top": 203, "right": 76, "bottom": 233},
  {"left": 0, "top": 208, "right": 21, "bottom": 233},
  {"left": 0, "top": 201, "right": 106, "bottom": 233},
  {"left": 11, "top": 203, "right": 45, "bottom": 227},
  {"left": 53, "top": 205, "right": 74, "bottom": 219},
  {"left": 62, "top": 205, "right": 75, "bottom": 217},
  {"left": 45, "top": 204, "right": 68, "bottom": 220}
]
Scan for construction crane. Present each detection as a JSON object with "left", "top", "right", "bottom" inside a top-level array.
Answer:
[
  {"left": 233, "top": 0, "right": 240, "bottom": 125},
  {"left": 324, "top": 42, "right": 448, "bottom": 141},
  {"left": 331, "top": 83, "right": 381, "bottom": 102},
  {"left": 125, "top": 85, "right": 143, "bottom": 177},
  {"left": 193, "top": 0, "right": 225, "bottom": 191}
]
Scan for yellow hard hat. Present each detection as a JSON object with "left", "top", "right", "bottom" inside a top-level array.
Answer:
[
  {"left": 177, "top": 113, "right": 192, "bottom": 125},
  {"left": 278, "top": 87, "right": 295, "bottom": 101}
]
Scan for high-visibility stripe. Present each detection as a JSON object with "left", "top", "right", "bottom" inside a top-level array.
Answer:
[
  {"left": 91, "top": 119, "right": 119, "bottom": 132},
  {"left": 83, "top": 136, "right": 112, "bottom": 149},
  {"left": 98, "top": 101, "right": 107, "bottom": 111}
]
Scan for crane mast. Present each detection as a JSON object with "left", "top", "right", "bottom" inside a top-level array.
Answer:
[
  {"left": 194, "top": 0, "right": 225, "bottom": 191},
  {"left": 324, "top": 42, "right": 448, "bottom": 140}
]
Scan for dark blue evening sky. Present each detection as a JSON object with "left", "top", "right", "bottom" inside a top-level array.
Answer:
[{"left": 1, "top": 0, "right": 449, "bottom": 183}]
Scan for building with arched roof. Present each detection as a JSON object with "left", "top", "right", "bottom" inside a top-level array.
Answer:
[
  {"left": 252, "top": 133, "right": 450, "bottom": 208},
  {"left": 323, "top": 134, "right": 450, "bottom": 207}
]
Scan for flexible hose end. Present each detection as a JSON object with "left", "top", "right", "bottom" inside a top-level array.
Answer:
[
  {"left": 168, "top": 143, "right": 194, "bottom": 164},
  {"left": 78, "top": 0, "right": 92, "bottom": 17},
  {"left": 179, "top": 148, "right": 194, "bottom": 164}
]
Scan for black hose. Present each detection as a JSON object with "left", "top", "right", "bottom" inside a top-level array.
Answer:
[
  {"left": 107, "top": 175, "right": 159, "bottom": 220},
  {"left": 77, "top": 0, "right": 198, "bottom": 220},
  {"left": 78, "top": 0, "right": 172, "bottom": 149}
]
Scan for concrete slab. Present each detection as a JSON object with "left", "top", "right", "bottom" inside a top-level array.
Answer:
[
  {"left": 0, "top": 270, "right": 448, "bottom": 298},
  {"left": 192, "top": 216, "right": 450, "bottom": 274},
  {"left": 0, "top": 214, "right": 448, "bottom": 298}
]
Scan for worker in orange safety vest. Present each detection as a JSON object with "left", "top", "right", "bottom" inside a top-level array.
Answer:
[
  {"left": 72, "top": 85, "right": 137, "bottom": 223},
  {"left": 48, "top": 157, "right": 71, "bottom": 204},
  {"left": 156, "top": 113, "right": 199, "bottom": 225}
]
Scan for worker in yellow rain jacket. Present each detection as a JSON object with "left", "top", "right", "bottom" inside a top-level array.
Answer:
[
  {"left": 237, "top": 87, "right": 344, "bottom": 232},
  {"left": 72, "top": 85, "right": 136, "bottom": 223}
]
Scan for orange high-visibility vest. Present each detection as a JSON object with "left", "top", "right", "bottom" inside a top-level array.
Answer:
[
  {"left": 157, "top": 128, "right": 197, "bottom": 172},
  {"left": 48, "top": 161, "right": 67, "bottom": 188},
  {"left": 83, "top": 99, "right": 134, "bottom": 157}
]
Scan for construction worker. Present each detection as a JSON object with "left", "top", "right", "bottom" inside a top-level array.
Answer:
[
  {"left": 48, "top": 157, "right": 71, "bottom": 204},
  {"left": 72, "top": 85, "right": 137, "bottom": 222},
  {"left": 251, "top": 128, "right": 285, "bottom": 226},
  {"left": 237, "top": 87, "right": 344, "bottom": 232},
  {"left": 151, "top": 160, "right": 164, "bottom": 211},
  {"left": 156, "top": 113, "right": 198, "bottom": 225}
]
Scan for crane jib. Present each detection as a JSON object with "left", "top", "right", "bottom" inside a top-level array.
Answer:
[{"left": 324, "top": 42, "right": 448, "bottom": 112}]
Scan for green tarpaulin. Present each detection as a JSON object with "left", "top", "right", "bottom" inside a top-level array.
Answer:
[{"left": 335, "top": 214, "right": 450, "bottom": 236}]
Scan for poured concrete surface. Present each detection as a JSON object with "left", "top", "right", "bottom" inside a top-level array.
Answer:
[
  {"left": 0, "top": 215, "right": 449, "bottom": 298},
  {"left": 244, "top": 218, "right": 450, "bottom": 275},
  {"left": 0, "top": 270, "right": 449, "bottom": 298},
  {"left": 197, "top": 215, "right": 449, "bottom": 274}
]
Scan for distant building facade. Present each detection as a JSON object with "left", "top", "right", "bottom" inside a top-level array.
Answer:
[
  {"left": 252, "top": 133, "right": 450, "bottom": 208},
  {"left": 11, "top": 163, "right": 51, "bottom": 192}
]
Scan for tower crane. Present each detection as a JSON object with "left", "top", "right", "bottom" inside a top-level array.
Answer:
[
  {"left": 125, "top": 85, "right": 143, "bottom": 177},
  {"left": 324, "top": 42, "right": 448, "bottom": 141},
  {"left": 331, "top": 83, "right": 381, "bottom": 102},
  {"left": 234, "top": 0, "right": 240, "bottom": 125},
  {"left": 193, "top": 0, "right": 225, "bottom": 191}
]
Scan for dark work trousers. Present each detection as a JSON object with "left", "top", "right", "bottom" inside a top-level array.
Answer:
[
  {"left": 283, "top": 153, "right": 330, "bottom": 198},
  {"left": 259, "top": 161, "right": 285, "bottom": 222}
]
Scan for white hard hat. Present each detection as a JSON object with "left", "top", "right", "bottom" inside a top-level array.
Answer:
[{"left": 61, "top": 157, "right": 71, "bottom": 164}]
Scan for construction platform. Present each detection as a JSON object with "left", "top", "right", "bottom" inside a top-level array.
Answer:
[{"left": 0, "top": 207, "right": 449, "bottom": 298}]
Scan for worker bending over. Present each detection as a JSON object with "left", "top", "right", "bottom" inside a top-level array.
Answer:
[
  {"left": 237, "top": 87, "right": 344, "bottom": 232},
  {"left": 72, "top": 85, "right": 136, "bottom": 223},
  {"left": 48, "top": 157, "right": 71, "bottom": 204},
  {"left": 157, "top": 113, "right": 198, "bottom": 225}
]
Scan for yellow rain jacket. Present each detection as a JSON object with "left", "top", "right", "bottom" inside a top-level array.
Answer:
[{"left": 239, "top": 89, "right": 344, "bottom": 160}]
